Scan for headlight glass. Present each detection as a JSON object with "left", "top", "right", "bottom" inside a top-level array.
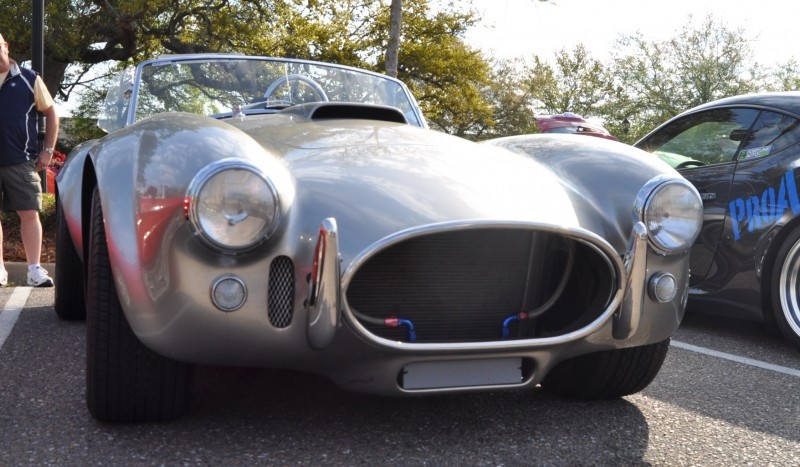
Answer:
[
  {"left": 642, "top": 179, "right": 703, "bottom": 254},
  {"left": 188, "top": 160, "right": 280, "bottom": 251}
]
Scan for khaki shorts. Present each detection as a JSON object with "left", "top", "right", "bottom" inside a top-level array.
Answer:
[{"left": 0, "top": 161, "right": 42, "bottom": 212}]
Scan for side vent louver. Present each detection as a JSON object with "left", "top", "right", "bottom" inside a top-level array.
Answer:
[{"left": 268, "top": 256, "right": 294, "bottom": 328}]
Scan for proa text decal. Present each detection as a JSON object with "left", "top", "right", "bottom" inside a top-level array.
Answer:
[{"left": 729, "top": 169, "right": 800, "bottom": 240}]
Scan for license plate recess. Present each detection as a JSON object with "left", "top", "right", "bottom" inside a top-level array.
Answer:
[{"left": 401, "top": 358, "right": 523, "bottom": 390}]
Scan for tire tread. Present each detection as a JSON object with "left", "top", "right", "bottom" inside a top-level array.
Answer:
[
  {"left": 542, "top": 339, "right": 670, "bottom": 399},
  {"left": 54, "top": 200, "right": 86, "bottom": 320},
  {"left": 85, "top": 187, "right": 194, "bottom": 422}
]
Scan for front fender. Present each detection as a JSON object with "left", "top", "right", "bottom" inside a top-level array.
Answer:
[
  {"left": 73, "top": 113, "right": 294, "bottom": 327},
  {"left": 56, "top": 139, "right": 98, "bottom": 261}
]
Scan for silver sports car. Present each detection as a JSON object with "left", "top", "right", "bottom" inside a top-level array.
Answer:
[{"left": 54, "top": 54, "right": 703, "bottom": 422}]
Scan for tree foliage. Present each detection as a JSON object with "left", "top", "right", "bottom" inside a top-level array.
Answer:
[
  {"left": 4, "top": 3, "right": 800, "bottom": 147},
  {"left": 526, "top": 45, "right": 616, "bottom": 117},
  {"left": 389, "top": 3, "right": 491, "bottom": 135},
  {"left": 608, "top": 15, "right": 762, "bottom": 142},
  {"left": 768, "top": 59, "right": 800, "bottom": 92},
  {"left": 4, "top": 0, "right": 496, "bottom": 138},
  {"left": 470, "top": 59, "right": 538, "bottom": 140}
]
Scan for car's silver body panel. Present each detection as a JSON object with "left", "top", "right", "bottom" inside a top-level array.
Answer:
[
  {"left": 57, "top": 55, "right": 698, "bottom": 397},
  {"left": 59, "top": 112, "right": 689, "bottom": 394}
]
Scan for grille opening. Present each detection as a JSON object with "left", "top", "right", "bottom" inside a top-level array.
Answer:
[
  {"left": 268, "top": 255, "right": 295, "bottom": 328},
  {"left": 346, "top": 228, "right": 616, "bottom": 344}
]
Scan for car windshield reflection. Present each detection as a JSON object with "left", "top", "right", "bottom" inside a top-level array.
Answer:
[{"left": 97, "top": 56, "right": 424, "bottom": 132}]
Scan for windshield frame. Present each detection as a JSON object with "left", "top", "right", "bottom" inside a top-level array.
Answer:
[{"left": 99, "top": 54, "right": 426, "bottom": 132}]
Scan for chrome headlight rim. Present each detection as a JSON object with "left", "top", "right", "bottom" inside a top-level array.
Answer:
[
  {"left": 635, "top": 175, "right": 703, "bottom": 255},
  {"left": 187, "top": 158, "right": 281, "bottom": 253}
]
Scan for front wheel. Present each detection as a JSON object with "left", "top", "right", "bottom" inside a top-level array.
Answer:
[
  {"left": 85, "top": 186, "right": 194, "bottom": 422},
  {"left": 542, "top": 339, "right": 670, "bottom": 399},
  {"left": 769, "top": 226, "right": 800, "bottom": 350}
]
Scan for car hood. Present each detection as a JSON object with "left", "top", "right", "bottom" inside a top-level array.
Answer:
[
  {"left": 484, "top": 134, "right": 680, "bottom": 250},
  {"left": 78, "top": 112, "right": 635, "bottom": 269},
  {"left": 232, "top": 115, "right": 589, "bottom": 254}
]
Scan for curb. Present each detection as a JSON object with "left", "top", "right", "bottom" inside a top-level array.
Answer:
[{"left": 4, "top": 262, "right": 56, "bottom": 287}]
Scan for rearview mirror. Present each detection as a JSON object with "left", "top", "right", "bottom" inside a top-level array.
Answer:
[{"left": 729, "top": 128, "right": 750, "bottom": 141}]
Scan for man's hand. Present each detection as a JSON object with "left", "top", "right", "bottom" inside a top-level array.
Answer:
[{"left": 34, "top": 150, "right": 52, "bottom": 172}]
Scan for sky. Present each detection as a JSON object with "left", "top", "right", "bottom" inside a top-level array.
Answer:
[{"left": 466, "top": 0, "right": 797, "bottom": 68}]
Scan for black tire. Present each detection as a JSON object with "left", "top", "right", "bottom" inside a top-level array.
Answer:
[
  {"left": 54, "top": 199, "right": 86, "bottom": 320},
  {"left": 86, "top": 187, "right": 194, "bottom": 422},
  {"left": 769, "top": 226, "right": 800, "bottom": 350},
  {"left": 542, "top": 339, "right": 670, "bottom": 399}
]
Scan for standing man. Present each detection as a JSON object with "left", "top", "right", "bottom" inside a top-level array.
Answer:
[{"left": 0, "top": 32, "right": 57, "bottom": 287}]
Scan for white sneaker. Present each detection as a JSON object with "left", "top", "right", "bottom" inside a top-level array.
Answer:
[
  {"left": 0, "top": 268, "right": 7, "bottom": 287},
  {"left": 27, "top": 265, "right": 53, "bottom": 288}
]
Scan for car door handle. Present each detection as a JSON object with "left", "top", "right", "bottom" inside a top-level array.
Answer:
[{"left": 700, "top": 192, "right": 716, "bottom": 201}]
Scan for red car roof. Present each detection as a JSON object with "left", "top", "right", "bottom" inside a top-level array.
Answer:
[{"left": 534, "top": 113, "right": 619, "bottom": 141}]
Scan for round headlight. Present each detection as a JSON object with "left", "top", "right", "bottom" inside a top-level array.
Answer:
[
  {"left": 641, "top": 178, "right": 703, "bottom": 254},
  {"left": 188, "top": 159, "right": 280, "bottom": 252}
]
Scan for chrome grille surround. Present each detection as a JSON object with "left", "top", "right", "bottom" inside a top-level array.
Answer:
[{"left": 342, "top": 221, "right": 625, "bottom": 350}]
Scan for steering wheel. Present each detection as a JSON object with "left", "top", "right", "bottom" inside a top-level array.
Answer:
[
  {"left": 675, "top": 160, "right": 706, "bottom": 169},
  {"left": 263, "top": 74, "right": 329, "bottom": 103}
]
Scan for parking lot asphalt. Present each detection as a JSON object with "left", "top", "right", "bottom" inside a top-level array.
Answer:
[{"left": 1, "top": 281, "right": 799, "bottom": 464}]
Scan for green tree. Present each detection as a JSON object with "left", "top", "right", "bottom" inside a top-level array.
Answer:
[
  {"left": 367, "top": 0, "right": 492, "bottom": 136},
  {"left": 608, "top": 15, "right": 760, "bottom": 142},
  {"left": 767, "top": 59, "right": 800, "bottom": 91},
  {"left": 5, "top": 0, "right": 496, "bottom": 138},
  {"left": 471, "top": 58, "right": 538, "bottom": 140},
  {"left": 526, "top": 44, "right": 616, "bottom": 118},
  {"left": 2, "top": 1, "right": 286, "bottom": 99}
]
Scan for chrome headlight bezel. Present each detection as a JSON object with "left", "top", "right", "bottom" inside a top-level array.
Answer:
[
  {"left": 186, "top": 158, "right": 281, "bottom": 253},
  {"left": 635, "top": 176, "right": 703, "bottom": 255}
]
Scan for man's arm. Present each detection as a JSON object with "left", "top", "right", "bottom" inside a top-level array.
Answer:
[
  {"left": 35, "top": 104, "right": 59, "bottom": 172},
  {"left": 33, "top": 74, "right": 59, "bottom": 171}
]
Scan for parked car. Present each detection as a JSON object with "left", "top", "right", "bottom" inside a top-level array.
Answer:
[
  {"left": 634, "top": 91, "right": 800, "bottom": 350},
  {"left": 54, "top": 54, "right": 703, "bottom": 422},
  {"left": 534, "top": 112, "right": 619, "bottom": 141}
]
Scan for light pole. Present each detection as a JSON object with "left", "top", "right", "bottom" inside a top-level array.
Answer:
[{"left": 32, "top": 0, "right": 43, "bottom": 75}]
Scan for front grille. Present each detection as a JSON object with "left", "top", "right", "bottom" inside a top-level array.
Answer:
[
  {"left": 268, "top": 255, "right": 294, "bottom": 328},
  {"left": 345, "top": 228, "right": 617, "bottom": 343}
]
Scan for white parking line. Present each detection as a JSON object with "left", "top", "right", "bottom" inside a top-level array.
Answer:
[
  {"left": 672, "top": 340, "right": 800, "bottom": 378},
  {"left": 0, "top": 287, "right": 32, "bottom": 350}
]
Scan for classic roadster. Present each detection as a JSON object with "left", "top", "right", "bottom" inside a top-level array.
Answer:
[{"left": 54, "top": 54, "right": 703, "bottom": 422}]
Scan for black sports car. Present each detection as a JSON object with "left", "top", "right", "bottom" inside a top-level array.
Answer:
[{"left": 635, "top": 92, "right": 800, "bottom": 349}]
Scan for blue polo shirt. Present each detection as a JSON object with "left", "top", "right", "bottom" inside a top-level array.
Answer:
[{"left": 0, "top": 64, "right": 39, "bottom": 166}]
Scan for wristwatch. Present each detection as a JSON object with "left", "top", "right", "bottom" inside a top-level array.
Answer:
[{"left": 44, "top": 148, "right": 54, "bottom": 155}]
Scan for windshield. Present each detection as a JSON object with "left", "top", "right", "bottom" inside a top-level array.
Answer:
[{"left": 98, "top": 55, "right": 425, "bottom": 132}]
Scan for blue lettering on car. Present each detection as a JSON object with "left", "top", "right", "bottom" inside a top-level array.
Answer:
[{"left": 729, "top": 169, "right": 800, "bottom": 240}]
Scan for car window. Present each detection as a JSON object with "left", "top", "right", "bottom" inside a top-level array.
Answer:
[
  {"left": 736, "top": 111, "right": 800, "bottom": 161},
  {"left": 640, "top": 108, "right": 759, "bottom": 168}
]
